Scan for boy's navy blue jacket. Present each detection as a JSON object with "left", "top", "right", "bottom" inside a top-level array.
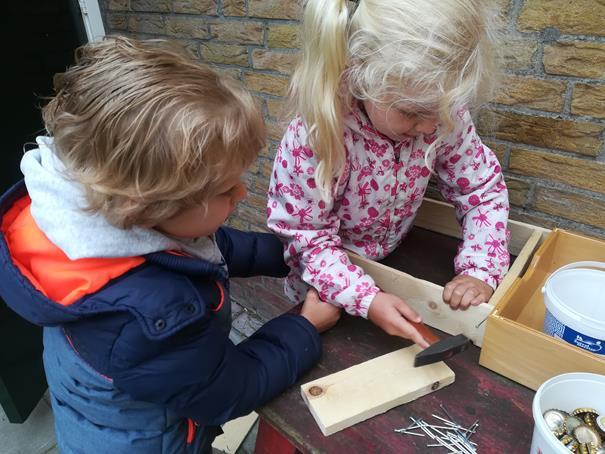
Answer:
[{"left": 0, "top": 181, "right": 321, "bottom": 430}]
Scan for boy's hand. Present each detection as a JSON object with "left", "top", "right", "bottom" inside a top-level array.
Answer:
[
  {"left": 300, "top": 288, "right": 342, "bottom": 333},
  {"left": 443, "top": 275, "right": 493, "bottom": 310},
  {"left": 367, "top": 292, "right": 430, "bottom": 348}
]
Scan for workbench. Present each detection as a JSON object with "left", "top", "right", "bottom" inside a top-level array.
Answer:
[{"left": 244, "top": 227, "right": 536, "bottom": 453}]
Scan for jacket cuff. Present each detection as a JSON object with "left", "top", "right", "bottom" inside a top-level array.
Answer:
[{"left": 345, "top": 284, "right": 380, "bottom": 319}]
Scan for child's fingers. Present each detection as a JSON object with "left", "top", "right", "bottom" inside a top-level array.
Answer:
[
  {"left": 470, "top": 296, "right": 485, "bottom": 306},
  {"left": 459, "top": 287, "right": 478, "bottom": 309},
  {"left": 392, "top": 317, "right": 430, "bottom": 348},
  {"left": 470, "top": 284, "right": 491, "bottom": 306},
  {"left": 394, "top": 299, "right": 422, "bottom": 323},
  {"left": 446, "top": 281, "right": 473, "bottom": 309},
  {"left": 445, "top": 281, "right": 465, "bottom": 309},
  {"left": 392, "top": 300, "right": 429, "bottom": 347},
  {"left": 442, "top": 281, "right": 456, "bottom": 303}
]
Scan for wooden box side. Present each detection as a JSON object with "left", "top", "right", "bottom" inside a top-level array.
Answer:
[
  {"left": 348, "top": 253, "right": 493, "bottom": 346},
  {"left": 346, "top": 198, "right": 549, "bottom": 346},
  {"left": 480, "top": 312, "right": 605, "bottom": 390},
  {"left": 496, "top": 229, "right": 605, "bottom": 323},
  {"left": 480, "top": 229, "right": 605, "bottom": 389}
]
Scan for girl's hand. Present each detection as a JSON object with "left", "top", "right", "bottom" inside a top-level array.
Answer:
[
  {"left": 300, "top": 288, "right": 342, "bottom": 333},
  {"left": 367, "top": 292, "right": 430, "bottom": 348},
  {"left": 443, "top": 275, "right": 494, "bottom": 310}
]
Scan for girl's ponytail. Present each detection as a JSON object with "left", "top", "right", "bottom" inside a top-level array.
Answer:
[{"left": 289, "top": 0, "right": 350, "bottom": 199}]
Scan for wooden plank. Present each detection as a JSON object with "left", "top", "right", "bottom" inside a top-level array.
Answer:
[
  {"left": 508, "top": 221, "right": 550, "bottom": 256},
  {"left": 413, "top": 198, "right": 460, "bottom": 239},
  {"left": 212, "top": 412, "right": 258, "bottom": 454},
  {"left": 348, "top": 253, "right": 492, "bottom": 346},
  {"left": 414, "top": 198, "right": 549, "bottom": 255},
  {"left": 259, "top": 306, "right": 536, "bottom": 453},
  {"left": 489, "top": 229, "right": 543, "bottom": 309},
  {"left": 300, "top": 345, "right": 455, "bottom": 436}
]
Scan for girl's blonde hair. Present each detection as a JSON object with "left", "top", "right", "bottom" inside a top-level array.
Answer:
[
  {"left": 290, "top": 0, "right": 500, "bottom": 197},
  {"left": 43, "top": 36, "right": 265, "bottom": 228}
]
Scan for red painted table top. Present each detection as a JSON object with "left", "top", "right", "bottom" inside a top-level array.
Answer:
[
  {"left": 257, "top": 227, "right": 535, "bottom": 453},
  {"left": 259, "top": 314, "right": 535, "bottom": 453}
]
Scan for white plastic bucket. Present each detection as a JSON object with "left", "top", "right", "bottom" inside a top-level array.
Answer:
[
  {"left": 531, "top": 372, "right": 605, "bottom": 454},
  {"left": 542, "top": 261, "right": 605, "bottom": 356}
]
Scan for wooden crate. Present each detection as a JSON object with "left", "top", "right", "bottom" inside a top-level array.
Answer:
[
  {"left": 479, "top": 229, "right": 605, "bottom": 390},
  {"left": 349, "top": 198, "right": 550, "bottom": 347}
]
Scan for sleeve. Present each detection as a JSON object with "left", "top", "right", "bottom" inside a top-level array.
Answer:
[
  {"left": 434, "top": 109, "right": 511, "bottom": 289},
  {"left": 110, "top": 313, "right": 321, "bottom": 425},
  {"left": 215, "top": 227, "right": 289, "bottom": 278},
  {"left": 266, "top": 118, "right": 380, "bottom": 318}
]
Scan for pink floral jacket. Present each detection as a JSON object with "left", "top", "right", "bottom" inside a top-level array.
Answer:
[{"left": 267, "top": 104, "right": 510, "bottom": 318}]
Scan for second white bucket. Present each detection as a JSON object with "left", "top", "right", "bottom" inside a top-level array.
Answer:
[{"left": 531, "top": 372, "right": 605, "bottom": 454}]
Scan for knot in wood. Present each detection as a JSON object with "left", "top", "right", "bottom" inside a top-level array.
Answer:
[
  {"left": 309, "top": 386, "right": 324, "bottom": 396},
  {"left": 431, "top": 381, "right": 440, "bottom": 391}
]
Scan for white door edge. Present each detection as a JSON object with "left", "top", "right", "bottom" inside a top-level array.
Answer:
[{"left": 78, "top": 0, "right": 106, "bottom": 42}]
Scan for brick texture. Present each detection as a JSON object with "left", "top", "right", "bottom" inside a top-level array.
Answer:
[
  {"left": 99, "top": 0, "right": 605, "bottom": 248},
  {"left": 493, "top": 75, "right": 566, "bottom": 112},
  {"left": 508, "top": 148, "right": 605, "bottom": 195},
  {"left": 249, "top": 0, "right": 302, "bottom": 20},
  {"left": 478, "top": 110, "right": 604, "bottom": 157},
  {"left": 173, "top": 0, "right": 216, "bottom": 14},
  {"left": 252, "top": 49, "right": 298, "bottom": 74},
  {"left": 267, "top": 24, "right": 300, "bottom": 48},
  {"left": 543, "top": 42, "right": 605, "bottom": 79},
  {"left": 518, "top": 0, "right": 605, "bottom": 37},
  {"left": 222, "top": 0, "right": 246, "bottom": 16},
  {"left": 209, "top": 21, "right": 263, "bottom": 44},
  {"left": 534, "top": 189, "right": 605, "bottom": 230},
  {"left": 571, "top": 84, "right": 605, "bottom": 119}
]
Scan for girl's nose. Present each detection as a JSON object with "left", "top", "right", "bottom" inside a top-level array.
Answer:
[{"left": 415, "top": 118, "right": 438, "bottom": 135}]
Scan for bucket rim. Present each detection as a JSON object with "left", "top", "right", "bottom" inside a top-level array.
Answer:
[
  {"left": 532, "top": 373, "right": 605, "bottom": 454},
  {"left": 543, "top": 262, "right": 605, "bottom": 332}
]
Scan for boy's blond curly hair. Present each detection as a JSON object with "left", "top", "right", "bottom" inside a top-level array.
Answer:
[{"left": 43, "top": 36, "right": 265, "bottom": 229}]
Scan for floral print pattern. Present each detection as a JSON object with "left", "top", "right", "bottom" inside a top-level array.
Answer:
[{"left": 267, "top": 104, "right": 510, "bottom": 318}]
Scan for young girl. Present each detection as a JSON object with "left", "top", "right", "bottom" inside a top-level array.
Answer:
[{"left": 267, "top": 0, "right": 509, "bottom": 346}]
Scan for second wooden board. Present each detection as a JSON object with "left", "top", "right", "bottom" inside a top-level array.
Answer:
[
  {"left": 348, "top": 252, "right": 492, "bottom": 346},
  {"left": 301, "top": 345, "right": 455, "bottom": 436}
]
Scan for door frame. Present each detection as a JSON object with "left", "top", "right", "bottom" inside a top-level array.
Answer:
[{"left": 78, "top": 0, "right": 105, "bottom": 41}]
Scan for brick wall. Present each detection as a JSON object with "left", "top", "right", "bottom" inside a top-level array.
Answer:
[{"left": 100, "top": 0, "right": 605, "bottom": 240}]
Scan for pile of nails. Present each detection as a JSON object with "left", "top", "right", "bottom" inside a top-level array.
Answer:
[{"left": 394, "top": 404, "right": 479, "bottom": 453}]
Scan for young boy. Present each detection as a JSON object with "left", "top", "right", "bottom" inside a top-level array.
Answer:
[{"left": 0, "top": 37, "right": 340, "bottom": 453}]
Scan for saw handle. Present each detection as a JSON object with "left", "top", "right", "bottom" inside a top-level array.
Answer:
[{"left": 408, "top": 320, "right": 440, "bottom": 345}]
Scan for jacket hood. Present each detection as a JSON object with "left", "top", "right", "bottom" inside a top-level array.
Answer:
[
  {"left": 22, "top": 137, "right": 183, "bottom": 260},
  {"left": 0, "top": 138, "right": 226, "bottom": 326},
  {"left": 21, "top": 137, "right": 224, "bottom": 262}
]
